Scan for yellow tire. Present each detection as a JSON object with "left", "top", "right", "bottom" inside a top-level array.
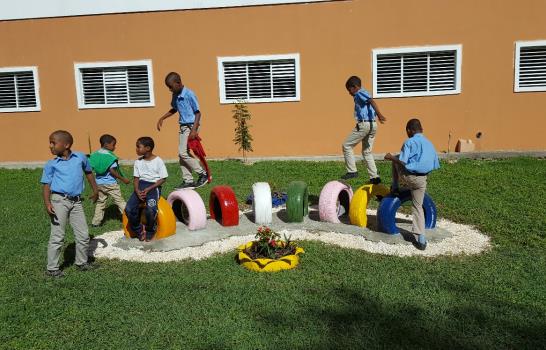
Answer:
[
  {"left": 122, "top": 196, "right": 177, "bottom": 240},
  {"left": 349, "top": 184, "right": 390, "bottom": 227}
]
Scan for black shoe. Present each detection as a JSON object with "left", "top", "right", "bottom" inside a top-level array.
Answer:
[
  {"left": 176, "top": 182, "right": 195, "bottom": 189},
  {"left": 414, "top": 241, "right": 428, "bottom": 251},
  {"left": 76, "top": 262, "right": 100, "bottom": 271},
  {"left": 341, "top": 172, "right": 358, "bottom": 180},
  {"left": 369, "top": 177, "right": 381, "bottom": 185},
  {"left": 45, "top": 269, "right": 64, "bottom": 278},
  {"left": 194, "top": 173, "right": 208, "bottom": 188}
]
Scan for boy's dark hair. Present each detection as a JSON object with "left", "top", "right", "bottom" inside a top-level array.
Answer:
[
  {"left": 51, "top": 130, "right": 73, "bottom": 146},
  {"left": 99, "top": 134, "right": 116, "bottom": 147},
  {"left": 165, "top": 72, "right": 181, "bottom": 86},
  {"left": 345, "top": 76, "right": 362, "bottom": 89},
  {"left": 406, "top": 118, "right": 423, "bottom": 133},
  {"left": 137, "top": 136, "right": 155, "bottom": 151}
]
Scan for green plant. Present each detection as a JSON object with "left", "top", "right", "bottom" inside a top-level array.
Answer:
[
  {"left": 232, "top": 100, "right": 253, "bottom": 161},
  {"left": 245, "top": 226, "right": 297, "bottom": 259}
]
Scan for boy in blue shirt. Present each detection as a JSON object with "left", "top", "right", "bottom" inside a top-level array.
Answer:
[
  {"left": 125, "top": 137, "right": 168, "bottom": 242},
  {"left": 342, "top": 76, "right": 387, "bottom": 183},
  {"left": 156, "top": 72, "right": 208, "bottom": 189},
  {"left": 384, "top": 119, "right": 440, "bottom": 250},
  {"left": 41, "top": 130, "right": 99, "bottom": 277},
  {"left": 89, "top": 134, "right": 130, "bottom": 227}
]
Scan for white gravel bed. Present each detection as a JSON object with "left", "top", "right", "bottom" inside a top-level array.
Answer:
[{"left": 92, "top": 211, "right": 490, "bottom": 262}]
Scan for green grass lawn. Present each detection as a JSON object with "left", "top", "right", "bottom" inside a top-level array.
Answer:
[{"left": 0, "top": 158, "right": 545, "bottom": 349}]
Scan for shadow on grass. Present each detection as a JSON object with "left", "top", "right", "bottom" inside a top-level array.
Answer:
[
  {"left": 255, "top": 286, "right": 546, "bottom": 349},
  {"left": 61, "top": 235, "right": 106, "bottom": 269}
]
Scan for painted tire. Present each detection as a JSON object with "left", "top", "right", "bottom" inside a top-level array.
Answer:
[
  {"left": 209, "top": 185, "right": 239, "bottom": 227},
  {"left": 349, "top": 184, "right": 390, "bottom": 227},
  {"left": 377, "top": 191, "right": 437, "bottom": 234},
  {"left": 167, "top": 189, "right": 207, "bottom": 231},
  {"left": 122, "top": 196, "right": 176, "bottom": 240},
  {"left": 286, "top": 181, "right": 308, "bottom": 223},
  {"left": 252, "top": 182, "right": 272, "bottom": 225},
  {"left": 237, "top": 241, "right": 304, "bottom": 272},
  {"left": 318, "top": 181, "right": 353, "bottom": 223}
]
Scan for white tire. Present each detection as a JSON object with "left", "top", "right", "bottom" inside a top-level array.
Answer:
[
  {"left": 319, "top": 181, "right": 353, "bottom": 223},
  {"left": 167, "top": 189, "right": 207, "bottom": 231},
  {"left": 252, "top": 182, "right": 272, "bottom": 225}
]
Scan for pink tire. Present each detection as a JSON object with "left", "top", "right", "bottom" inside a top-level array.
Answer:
[
  {"left": 318, "top": 181, "right": 353, "bottom": 223},
  {"left": 167, "top": 189, "right": 207, "bottom": 231}
]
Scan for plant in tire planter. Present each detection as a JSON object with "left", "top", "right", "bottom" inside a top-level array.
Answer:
[
  {"left": 237, "top": 226, "right": 304, "bottom": 272},
  {"left": 232, "top": 100, "right": 253, "bottom": 162}
]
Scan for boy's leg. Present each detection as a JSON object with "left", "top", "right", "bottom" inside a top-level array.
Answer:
[
  {"left": 47, "top": 195, "right": 70, "bottom": 271},
  {"left": 405, "top": 175, "right": 427, "bottom": 236},
  {"left": 144, "top": 187, "right": 160, "bottom": 239},
  {"left": 360, "top": 122, "right": 379, "bottom": 180},
  {"left": 69, "top": 200, "right": 90, "bottom": 266},
  {"left": 179, "top": 126, "right": 205, "bottom": 184},
  {"left": 106, "top": 183, "right": 126, "bottom": 215},
  {"left": 91, "top": 185, "right": 108, "bottom": 226},
  {"left": 342, "top": 123, "right": 365, "bottom": 174},
  {"left": 125, "top": 192, "right": 143, "bottom": 234}
]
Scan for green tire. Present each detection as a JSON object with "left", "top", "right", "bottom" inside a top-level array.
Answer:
[{"left": 286, "top": 181, "right": 309, "bottom": 222}]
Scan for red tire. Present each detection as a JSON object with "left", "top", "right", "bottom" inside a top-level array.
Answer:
[{"left": 209, "top": 185, "right": 239, "bottom": 227}]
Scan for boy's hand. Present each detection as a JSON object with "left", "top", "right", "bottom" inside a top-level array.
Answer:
[
  {"left": 137, "top": 190, "right": 147, "bottom": 201},
  {"left": 189, "top": 130, "right": 198, "bottom": 140},
  {"left": 89, "top": 191, "right": 99, "bottom": 203},
  {"left": 384, "top": 153, "right": 395, "bottom": 161},
  {"left": 157, "top": 117, "right": 165, "bottom": 131},
  {"left": 45, "top": 202, "right": 55, "bottom": 215},
  {"left": 378, "top": 114, "right": 387, "bottom": 124},
  {"left": 122, "top": 178, "right": 131, "bottom": 185}
]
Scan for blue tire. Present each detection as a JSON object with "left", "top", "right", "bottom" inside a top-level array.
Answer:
[{"left": 377, "top": 191, "right": 437, "bottom": 234}]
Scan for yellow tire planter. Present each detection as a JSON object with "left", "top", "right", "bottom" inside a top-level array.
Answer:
[
  {"left": 236, "top": 241, "right": 305, "bottom": 272},
  {"left": 349, "top": 184, "right": 390, "bottom": 227}
]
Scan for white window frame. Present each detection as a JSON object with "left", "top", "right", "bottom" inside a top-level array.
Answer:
[
  {"left": 74, "top": 60, "right": 155, "bottom": 109},
  {"left": 0, "top": 66, "right": 41, "bottom": 113},
  {"left": 514, "top": 40, "right": 546, "bottom": 93},
  {"left": 372, "top": 44, "right": 462, "bottom": 98},
  {"left": 217, "top": 53, "right": 301, "bottom": 104}
]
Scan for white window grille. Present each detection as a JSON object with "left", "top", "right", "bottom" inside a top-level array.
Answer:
[
  {"left": 373, "top": 45, "right": 462, "bottom": 98},
  {"left": 515, "top": 40, "right": 546, "bottom": 92},
  {"left": 218, "top": 54, "right": 300, "bottom": 103},
  {"left": 0, "top": 67, "right": 40, "bottom": 112},
  {"left": 74, "top": 60, "right": 154, "bottom": 109}
]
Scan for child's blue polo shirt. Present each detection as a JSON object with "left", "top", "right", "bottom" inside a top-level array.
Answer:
[
  {"left": 354, "top": 88, "right": 376, "bottom": 122},
  {"left": 399, "top": 133, "right": 440, "bottom": 174},
  {"left": 40, "top": 152, "right": 92, "bottom": 196},
  {"left": 171, "top": 87, "right": 200, "bottom": 125}
]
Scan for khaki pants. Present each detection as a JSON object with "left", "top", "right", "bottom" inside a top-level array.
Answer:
[
  {"left": 47, "top": 194, "right": 89, "bottom": 270},
  {"left": 91, "top": 183, "right": 126, "bottom": 226},
  {"left": 392, "top": 162, "right": 428, "bottom": 235},
  {"left": 179, "top": 126, "right": 204, "bottom": 183},
  {"left": 342, "top": 121, "right": 378, "bottom": 178}
]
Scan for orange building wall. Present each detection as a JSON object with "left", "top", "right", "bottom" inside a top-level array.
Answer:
[{"left": 1, "top": 0, "right": 545, "bottom": 162}]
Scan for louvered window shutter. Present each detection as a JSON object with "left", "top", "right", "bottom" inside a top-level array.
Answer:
[
  {"left": 374, "top": 46, "right": 460, "bottom": 97},
  {"left": 76, "top": 61, "right": 154, "bottom": 108},
  {"left": 516, "top": 44, "right": 546, "bottom": 91},
  {"left": 220, "top": 54, "right": 299, "bottom": 103},
  {"left": 0, "top": 69, "right": 39, "bottom": 112}
]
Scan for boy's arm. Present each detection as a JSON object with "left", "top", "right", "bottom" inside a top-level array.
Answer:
[
  {"left": 85, "top": 172, "right": 99, "bottom": 203},
  {"left": 142, "top": 178, "right": 166, "bottom": 194},
  {"left": 189, "top": 111, "right": 201, "bottom": 140},
  {"left": 384, "top": 153, "right": 406, "bottom": 167},
  {"left": 110, "top": 166, "right": 130, "bottom": 184},
  {"left": 157, "top": 109, "right": 177, "bottom": 131},
  {"left": 370, "top": 99, "right": 387, "bottom": 123},
  {"left": 42, "top": 184, "right": 55, "bottom": 215}
]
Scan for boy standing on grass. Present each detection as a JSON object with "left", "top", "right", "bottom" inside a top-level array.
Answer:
[
  {"left": 125, "top": 137, "right": 168, "bottom": 242},
  {"left": 41, "top": 130, "right": 99, "bottom": 277},
  {"left": 342, "top": 76, "right": 387, "bottom": 183},
  {"left": 384, "top": 118, "right": 440, "bottom": 250},
  {"left": 89, "top": 134, "right": 130, "bottom": 227},
  {"left": 156, "top": 72, "right": 208, "bottom": 189}
]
